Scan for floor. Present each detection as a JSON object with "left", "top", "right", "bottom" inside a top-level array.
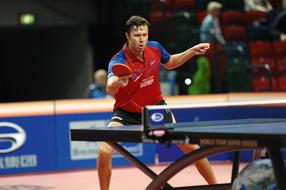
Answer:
[{"left": 1, "top": 162, "right": 247, "bottom": 190}]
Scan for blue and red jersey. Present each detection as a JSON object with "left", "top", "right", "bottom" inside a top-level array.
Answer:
[{"left": 108, "top": 41, "right": 171, "bottom": 113}]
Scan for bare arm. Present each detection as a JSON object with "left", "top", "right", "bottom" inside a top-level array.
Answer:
[
  {"left": 244, "top": 0, "right": 272, "bottom": 12},
  {"left": 106, "top": 76, "right": 129, "bottom": 96},
  {"left": 163, "top": 43, "right": 210, "bottom": 70}
]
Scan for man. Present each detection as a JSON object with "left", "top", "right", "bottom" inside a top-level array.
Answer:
[
  {"left": 97, "top": 15, "right": 217, "bottom": 190},
  {"left": 89, "top": 69, "right": 109, "bottom": 99},
  {"left": 200, "top": 1, "right": 225, "bottom": 45}
]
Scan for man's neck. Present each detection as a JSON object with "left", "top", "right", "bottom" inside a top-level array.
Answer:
[{"left": 128, "top": 46, "right": 144, "bottom": 61}]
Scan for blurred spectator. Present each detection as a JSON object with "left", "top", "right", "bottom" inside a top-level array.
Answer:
[
  {"left": 188, "top": 56, "right": 211, "bottom": 95},
  {"left": 200, "top": 1, "right": 226, "bottom": 45},
  {"left": 88, "top": 69, "right": 109, "bottom": 99},
  {"left": 244, "top": 0, "right": 273, "bottom": 12},
  {"left": 244, "top": 0, "right": 286, "bottom": 41},
  {"left": 268, "top": 1, "right": 286, "bottom": 40}
]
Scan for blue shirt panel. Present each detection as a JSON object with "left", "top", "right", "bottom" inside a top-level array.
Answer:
[
  {"left": 147, "top": 41, "right": 171, "bottom": 64},
  {"left": 108, "top": 50, "right": 126, "bottom": 78}
]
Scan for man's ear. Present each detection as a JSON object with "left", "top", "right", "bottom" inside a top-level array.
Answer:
[{"left": 125, "top": 32, "right": 129, "bottom": 40}]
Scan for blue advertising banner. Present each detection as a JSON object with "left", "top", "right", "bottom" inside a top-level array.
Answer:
[
  {"left": 157, "top": 105, "right": 286, "bottom": 162},
  {"left": 56, "top": 112, "right": 156, "bottom": 170},
  {"left": 0, "top": 115, "right": 57, "bottom": 174},
  {"left": 1, "top": 98, "right": 285, "bottom": 174}
]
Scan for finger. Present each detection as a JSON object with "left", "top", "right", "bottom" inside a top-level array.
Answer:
[
  {"left": 201, "top": 42, "right": 210, "bottom": 47},
  {"left": 200, "top": 43, "right": 210, "bottom": 50},
  {"left": 199, "top": 47, "right": 207, "bottom": 52}
]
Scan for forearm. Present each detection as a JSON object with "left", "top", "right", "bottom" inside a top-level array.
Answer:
[
  {"left": 165, "top": 48, "right": 196, "bottom": 69},
  {"left": 106, "top": 76, "right": 120, "bottom": 96},
  {"left": 164, "top": 43, "right": 210, "bottom": 70},
  {"left": 106, "top": 76, "right": 129, "bottom": 96}
]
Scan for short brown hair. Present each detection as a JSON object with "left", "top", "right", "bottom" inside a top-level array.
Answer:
[{"left": 125, "top": 15, "right": 150, "bottom": 33}]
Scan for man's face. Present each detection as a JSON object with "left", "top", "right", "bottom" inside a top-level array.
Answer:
[{"left": 126, "top": 24, "right": 148, "bottom": 54}]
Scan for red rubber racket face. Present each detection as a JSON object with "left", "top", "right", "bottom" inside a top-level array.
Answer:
[{"left": 112, "top": 64, "right": 132, "bottom": 77}]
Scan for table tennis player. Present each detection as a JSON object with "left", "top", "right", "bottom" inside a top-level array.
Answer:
[{"left": 97, "top": 15, "right": 217, "bottom": 190}]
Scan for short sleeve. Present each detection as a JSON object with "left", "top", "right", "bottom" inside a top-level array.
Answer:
[
  {"left": 148, "top": 41, "right": 171, "bottom": 64},
  {"left": 107, "top": 50, "right": 126, "bottom": 78}
]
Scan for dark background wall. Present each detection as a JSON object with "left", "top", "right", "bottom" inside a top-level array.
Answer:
[
  {"left": 0, "top": 0, "right": 147, "bottom": 102},
  {"left": 0, "top": 26, "right": 91, "bottom": 102}
]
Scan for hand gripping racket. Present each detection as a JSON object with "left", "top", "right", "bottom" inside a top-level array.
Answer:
[
  {"left": 112, "top": 64, "right": 132, "bottom": 77},
  {"left": 112, "top": 63, "right": 142, "bottom": 110}
]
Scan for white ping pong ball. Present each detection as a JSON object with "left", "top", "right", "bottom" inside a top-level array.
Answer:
[{"left": 185, "top": 78, "right": 192, "bottom": 85}]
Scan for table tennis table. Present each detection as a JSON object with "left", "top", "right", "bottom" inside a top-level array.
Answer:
[{"left": 70, "top": 103, "right": 286, "bottom": 190}]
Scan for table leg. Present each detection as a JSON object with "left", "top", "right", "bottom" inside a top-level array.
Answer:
[
  {"left": 146, "top": 146, "right": 239, "bottom": 190},
  {"left": 267, "top": 147, "right": 286, "bottom": 190},
  {"left": 107, "top": 142, "right": 174, "bottom": 189}
]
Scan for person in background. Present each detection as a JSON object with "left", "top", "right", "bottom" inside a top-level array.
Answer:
[
  {"left": 244, "top": 0, "right": 273, "bottom": 12},
  {"left": 89, "top": 69, "right": 109, "bottom": 99},
  {"left": 268, "top": 0, "right": 286, "bottom": 40},
  {"left": 188, "top": 56, "right": 211, "bottom": 95},
  {"left": 200, "top": 1, "right": 225, "bottom": 93},
  {"left": 97, "top": 15, "right": 217, "bottom": 190},
  {"left": 200, "top": 1, "right": 225, "bottom": 45},
  {"left": 244, "top": 0, "right": 286, "bottom": 41}
]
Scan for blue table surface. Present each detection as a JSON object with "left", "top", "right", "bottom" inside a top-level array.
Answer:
[
  {"left": 165, "top": 118, "right": 286, "bottom": 135},
  {"left": 74, "top": 118, "right": 286, "bottom": 135}
]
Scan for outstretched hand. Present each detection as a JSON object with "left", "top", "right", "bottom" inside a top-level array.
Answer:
[{"left": 191, "top": 43, "right": 210, "bottom": 55}]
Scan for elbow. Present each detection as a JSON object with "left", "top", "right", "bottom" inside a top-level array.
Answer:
[
  {"left": 164, "top": 64, "right": 174, "bottom": 70},
  {"left": 164, "top": 61, "right": 176, "bottom": 70}
]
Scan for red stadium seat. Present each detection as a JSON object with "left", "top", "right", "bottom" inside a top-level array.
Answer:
[
  {"left": 244, "top": 11, "right": 267, "bottom": 25},
  {"left": 223, "top": 25, "right": 247, "bottom": 42},
  {"left": 249, "top": 41, "right": 277, "bottom": 74},
  {"left": 248, "top": 41, "right": 274, "bottom": 58},
  {"left": 272, "top": 40, "right": 286, "bottom": 59},
  {"left": 222, "top": 10, "right": 245, "bottom": 26},
  {"left": 252, "top": 76, "right": 278, "bottom": 91},
  {"left": 272, "top": 40, "right": 286, "bottom": 72},
  {"left": 251, "top": 56, "right": 276, "bottom": 74},
  {"left": 277, "top": 75, "right": 286, "bottom": 91},
  {"left": 149, "top": 11, "right": 172, "bottom": 41},
  {"left": 150, "top": 0, "right": 171, "bottom": 12},
  {"left": 197, "top": 11, "right": 207, "bottom": 24},
  {"left": 174, "top": 0, "right": 196, "bottom": 11},
  {"left": 149, "top": 11, "right": 165, "bottom": 24},
  {"left": 275, "top": 58, "right": 286, "bottom": 72}
]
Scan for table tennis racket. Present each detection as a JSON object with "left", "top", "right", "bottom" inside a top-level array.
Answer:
[{"left": 112, "top": 64, "right": 132, "bottom": 77}]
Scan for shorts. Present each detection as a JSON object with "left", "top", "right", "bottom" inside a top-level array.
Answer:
[{"left": 109, "top": 99, "right": 175, "bottom": 126}]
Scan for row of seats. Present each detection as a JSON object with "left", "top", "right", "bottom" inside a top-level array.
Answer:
[
  {"left": 149, "top": 9, "right": 282, "bottom": 53},
  {"left": 150, "top": 0, "right": 254, "bottom": 12},
  {"left": 150, "top": 10, "right": 269, "bottom": 27},
  {"left": 249, "top": 40, "right": 286, "bottom": 91},
  {"left": 128, "top": 0, "right": 286, "bottom": 93},
  {"left": 249, "top": 40, "right": 286, "bottom": 72},
  {"left": 149, "top": 0, "right": 282, "bottom": 12},
  {"left": 205, "top": 40, "right": 286, "bottom": 92}
]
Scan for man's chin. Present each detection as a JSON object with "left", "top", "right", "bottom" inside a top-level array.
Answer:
[{"left": 138, "top": 46, "right": 146, "bottom": 51}]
